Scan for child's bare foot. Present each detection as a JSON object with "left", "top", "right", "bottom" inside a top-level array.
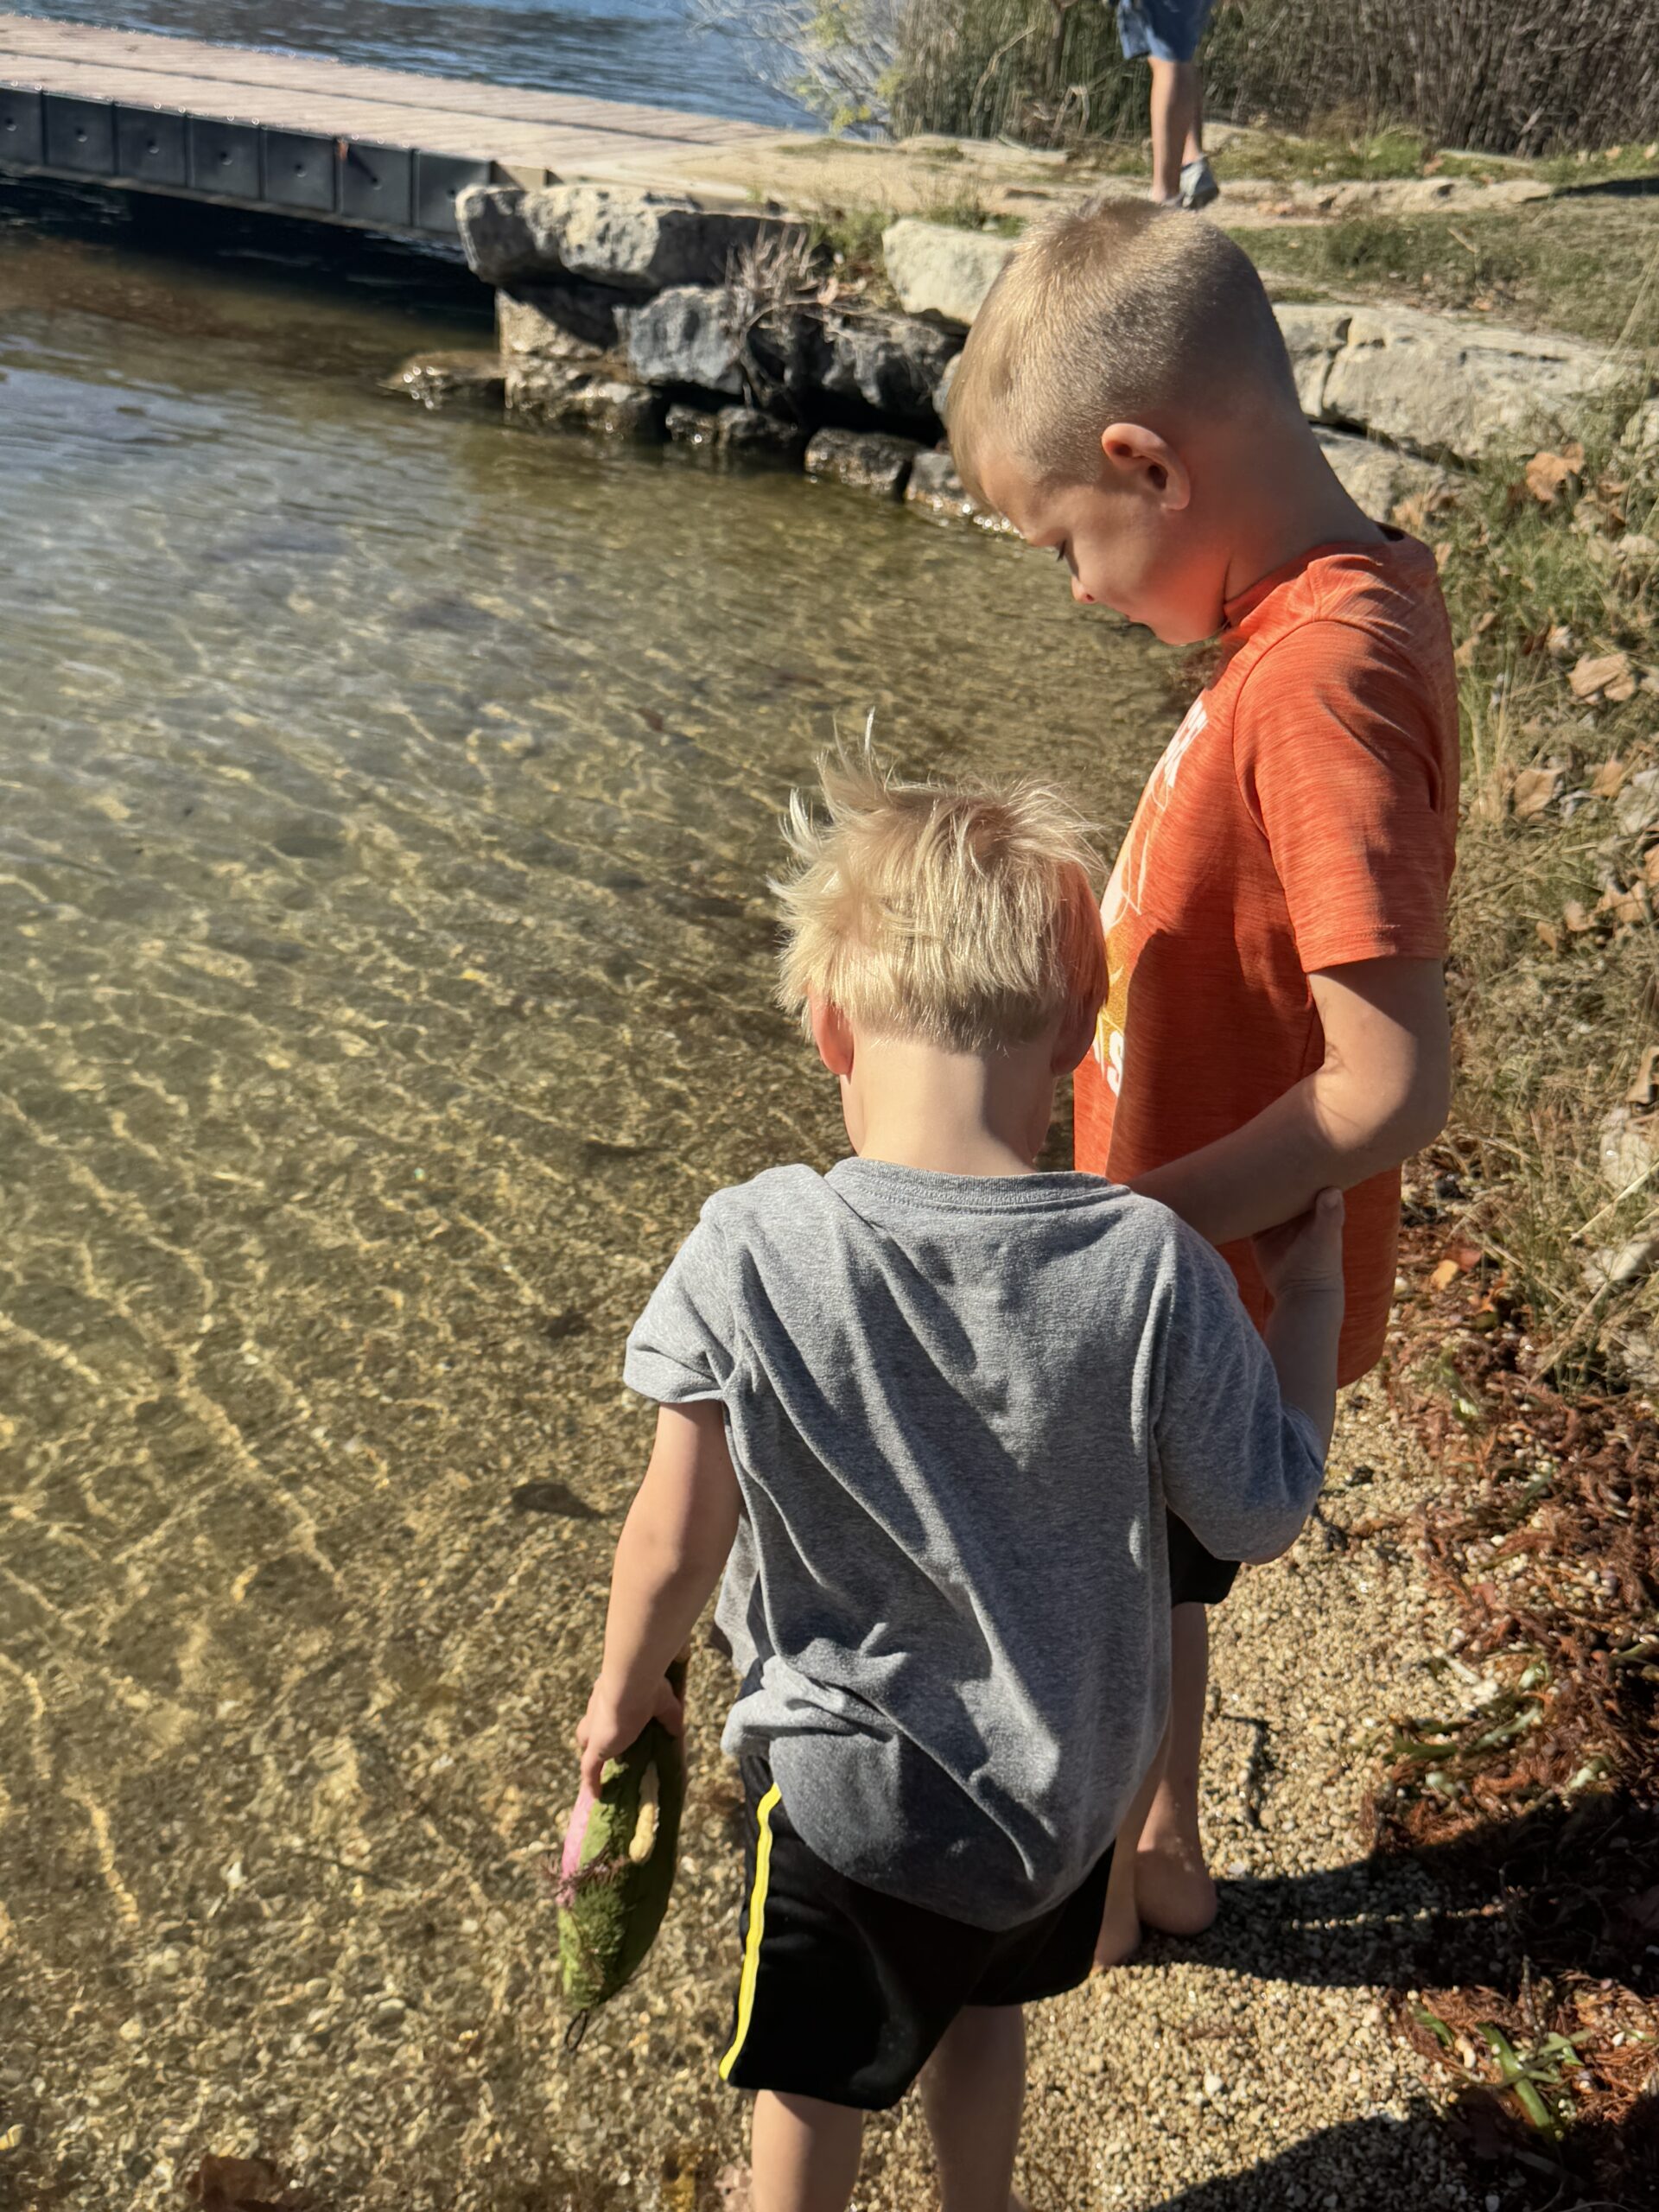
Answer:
[{"left": 1135, "top": 1828, "right": 1217, "bottom": 1936}]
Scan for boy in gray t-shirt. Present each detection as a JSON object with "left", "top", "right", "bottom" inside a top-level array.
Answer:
[{"left": 577, "top": 746, "right": 1344, "bottom": 2212}]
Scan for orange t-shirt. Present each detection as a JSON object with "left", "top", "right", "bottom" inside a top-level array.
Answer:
[{"left": 1072, "top": 534, "right": 1459, "bottom": 1384}]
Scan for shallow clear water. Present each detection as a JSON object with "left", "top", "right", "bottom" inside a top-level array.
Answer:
[
  {"left": 0, "top": 184, "right": 1178, "bottom": 2206},
  {"left": 8, "top": 0, "right": 810, "bottom": 127}
]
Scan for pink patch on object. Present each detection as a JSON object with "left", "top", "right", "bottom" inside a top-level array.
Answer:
[{"left": 558, "top": 1782, "right": 599, "bottom": 1904}]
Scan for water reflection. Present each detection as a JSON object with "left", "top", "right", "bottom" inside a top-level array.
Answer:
[
  {"left": 0, "top": 191, "right": 1175, "bottom": 2209},
  {"left": 6, "top": 0, "right": 809, "bottom": 127}
]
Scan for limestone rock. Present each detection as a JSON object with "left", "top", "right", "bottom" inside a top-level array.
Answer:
[
  {"left": 805, "top": 429, "right": 922, "bottom": 498},
  {"left": 905, "top": 450, "right": 1019, "bottom": 534},
  {"left": 665, "top": 401, "right": 804, "bottom": 466},
  {"left": 1274, "top": 304, "right": 1351, "bottom": 420},
  {"left": 459, "top": 183, "right": 787, "bottom": 290},
  {"left": 717, "top": 407, "right": 805, "bottom": 464},
  {"left": 819, "top": 312, "right": 960, "bottom": 429},
  {"left": 497, "top": 283, "right": 630, "bottom": 362},
  {"left": 881, "top": 219, "right": 1018, "bottom": 327},
  {"left": 1312, "top": 429, "right": 1454, "bottom": 519},
  {"left": 381, "top": 351, "right": 505, "bottom": 411},
  {"left": 665, "top": 402, "right": 721, "bottom": 450},
  {"left": 622, "top": 285, "right": 746, "bottom": 398},
  {"left": 505, "top": 362, "right": 664, "bottom": 441},
  {"left": 1321, "top": 304, "right": 1629, "bottom": 463},
  {"left": 906, "top": 448, "right": 976, "bottom": 522}
]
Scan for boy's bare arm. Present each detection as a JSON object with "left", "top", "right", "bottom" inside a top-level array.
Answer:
[
  {"left": 1131, "top": 957, "right": 1450, "bottom": 1247},
  {"left": 577, "top": 1401, "right": 740, "bottom": 1792}
]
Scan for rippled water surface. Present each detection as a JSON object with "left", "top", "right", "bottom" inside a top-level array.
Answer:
[
  {"left": 9, "top": 0, "right": 807, "bottom": 126},
  {"left": 0, "top": 188, "right": 1175, "bottom": 2207}
]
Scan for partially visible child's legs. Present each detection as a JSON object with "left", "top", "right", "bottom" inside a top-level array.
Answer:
[
  {"left": 1148, "top": 57, "right": 1204, "bottom": 205},
  {"left": 919, "top": 2005, "right": 1027, "bottom": 2212},
  {"left": 1134, "top": 1602, "right": 1218, "bottom": 1936},
  {"left": 1094, "top": 1604, "right": 1218, "bottom": 1967},
  {"left": 751, "top": 2091, "right": 864, "bottom": 2212},
  {"left": 1091, "top": 1726, "right": 1166, "bottom": 1969}
]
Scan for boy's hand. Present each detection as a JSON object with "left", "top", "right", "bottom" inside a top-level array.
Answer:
[
  {"left": 576, "top": 1671, "right": 685, "bottom": 1797},
  {"left": 1252, "top": 1187, "right": 1345, "bottom": 1303}
]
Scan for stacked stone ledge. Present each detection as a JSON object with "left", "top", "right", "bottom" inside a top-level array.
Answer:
[{"left": 387, "top": 199, "right": 1656, "bottom": 530}]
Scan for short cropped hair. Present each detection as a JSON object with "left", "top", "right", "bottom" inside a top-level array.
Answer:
[
  {"left": 774, "top": 742, "right": 1107, "bottom": 1054},
  {"left": 949, "top": 200, "right": 1298, "bottom": 509}
]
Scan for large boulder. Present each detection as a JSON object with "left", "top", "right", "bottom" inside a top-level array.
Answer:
[
  {"left": 1312, "top": 429, "right": 1454, "bottom": 519},
  {"left": 819, "top": 312, "right": 960, "bottom": 429},
  {"left": 1320, "top": 304, "right": 1631, "bottom": 464},
  {"left": 622, "top": 285, "right": 747, "bottom": 397},
  {"left": 1273, "top": 303, "right": 1351, "bottom": 420},
  {"left": 805, "top": 428, "right": 922, "bottom": 499},
  {"left": 459, "top": 183, "right": 791, "bottom": 291},
  {"left": 505, "top": 361, "right": 664, "bottom": 441},
  {"left": 666, "top": 402, "right": 805, "bottom": 467},
  {"left": 881, "top": 219, "right": 1019, "bottom": 327},
  {"left": 497, "top": 283, "right": 631, "bottom": 362}
]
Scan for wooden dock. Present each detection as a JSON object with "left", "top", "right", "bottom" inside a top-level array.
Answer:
[{"left": 0, "top": 12, "right": 793, "bottom": 239}]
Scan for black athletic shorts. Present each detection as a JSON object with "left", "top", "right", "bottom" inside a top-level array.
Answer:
[
  {"left": 717, "top": 1756, "right": 1115, "bottom": 2111},
  {"left": 1167, "top": 1510, "right": 1242, "bottom": 1607}
]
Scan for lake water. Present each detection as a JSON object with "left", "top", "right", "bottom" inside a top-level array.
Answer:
[
  {"left": 0, "top": 181, "right": 1178, "bottom": 2209},
  {"left": 6, "top": 0, "right": 810, "bottom": 126}
]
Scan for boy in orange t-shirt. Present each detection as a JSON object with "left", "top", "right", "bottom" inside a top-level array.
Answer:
[{"left": 950, "top": 200, "right": 1458, "bottom": 1962}]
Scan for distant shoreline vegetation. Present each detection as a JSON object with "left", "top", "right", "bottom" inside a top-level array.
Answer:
[{"left": 690, "top": 0, "right": 1659, "bottom": 155}]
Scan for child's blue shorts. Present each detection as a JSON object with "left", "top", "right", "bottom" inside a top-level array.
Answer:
[{"left": 1117, "top": 0, "right": 1217, "bottom": 63}]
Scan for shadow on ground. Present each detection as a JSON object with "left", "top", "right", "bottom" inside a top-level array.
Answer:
[
  {"left": 1149, "top": 2102, "right": 1658, "bottom": 2210},
  {"left": 1146, "top": 1792, "right": 1657, "bottom": 1999}
]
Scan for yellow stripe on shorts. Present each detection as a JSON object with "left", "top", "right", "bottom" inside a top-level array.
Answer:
[{"left": 719, "top": 1782, "right": 781, "bottom": 2081}]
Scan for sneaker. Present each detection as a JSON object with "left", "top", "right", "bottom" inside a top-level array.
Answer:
[{"left": 1179, "top": 155, "right": 1220, "bottom": 211}]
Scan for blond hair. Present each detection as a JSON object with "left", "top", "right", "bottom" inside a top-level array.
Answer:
[
  {"left": 948, "top": 199, "right": 1298, "bottom": 509},
  {"left": 774, "top": 741, "right": 1107, "bottom": 1054}
]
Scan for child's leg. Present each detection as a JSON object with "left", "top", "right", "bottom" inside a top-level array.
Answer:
[
  {"left": 1091, "top": 1719, "right": 1168, "bottom": 1969},
  {"left": 750, "top": 2090, "right": 864, "bottom": 2212},
  {"left": 1147, "top": 57, "right": 1201, "bottom": 201},
  {"left": 918, "top": 2005, "right": 1027, "bottom": 2212},
  {"left": 1135, "top": 1602, "right": 1218, "bottom": 1935}
]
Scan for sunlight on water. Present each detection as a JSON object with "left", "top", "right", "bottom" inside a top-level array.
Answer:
[{"left": 0, "top": 187, "right": 1176, "bottom": 2209}]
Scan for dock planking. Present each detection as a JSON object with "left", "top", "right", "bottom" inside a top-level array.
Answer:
[{"left": 0, "top": 12, "right": 793, "bottom": 239}]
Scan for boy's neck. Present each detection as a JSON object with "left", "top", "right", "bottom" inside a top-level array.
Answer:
[
  {"left": 1214, "top": 414, "right": 1385, "bottom": 614},
  {"left": 842, "top": 1033, "right": 1054, "bottom": 1179}
]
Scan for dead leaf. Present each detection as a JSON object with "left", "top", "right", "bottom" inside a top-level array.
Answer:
[
  {"left": 1563, "top": 899, "right": 1593, "bottom": 932},
  {"left": 1606, "top": 669, "right": 1639, "bottom": 702},
  {"left": 1609, "top": 887, "right": 1649, "bottom": 926},
  {"left": 1535, "top": 918, "right": 1562, "bottom": 952},
  {"left": 1641, "top": 847, "right": 1659, "bottom": 888},
  {"left": 1546, "top": 623, "right": 1574, "bottom": 659},
  {"left": 1627, "top": 1045, "right": 1659, "bottom": 1106},
  {"left": 1430, "top": 1258, "right": 1463, "bottom": 1291},
  {"left": 1524, "top": 447, "right": 1582, "bottom": 503},
  {"left": 1591, "top": 756, "right": 1627, "bottom": 798},
  {"left": 1511, "top": 765, "right": 1562, "bottom": 820},
  {"left": 1433, "top": 539, "right": 1453, "bottom": 571},
  {"left": 1571, "top": 650, "right": 1634, "bottom": 700}
]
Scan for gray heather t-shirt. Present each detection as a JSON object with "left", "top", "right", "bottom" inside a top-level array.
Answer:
[{"left": 624, "top": 1158, "right": 1325, "bottom": 1930}]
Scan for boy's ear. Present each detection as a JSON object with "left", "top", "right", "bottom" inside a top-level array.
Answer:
[
  {"left": 810, "top": 995, "right": 855, "bottom": 1077},
  {"left": 1099, "top": 423, "right": 1191, "bottom": 512}
]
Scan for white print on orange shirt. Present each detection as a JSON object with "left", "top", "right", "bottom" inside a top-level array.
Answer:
[{"left": 1093, "top": 696, "right": 1209, "bottom": 1093}]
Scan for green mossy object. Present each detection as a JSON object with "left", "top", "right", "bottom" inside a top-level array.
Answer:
[{"left": 556, "top": 1658, "right": 687, "bottom": 2015}]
